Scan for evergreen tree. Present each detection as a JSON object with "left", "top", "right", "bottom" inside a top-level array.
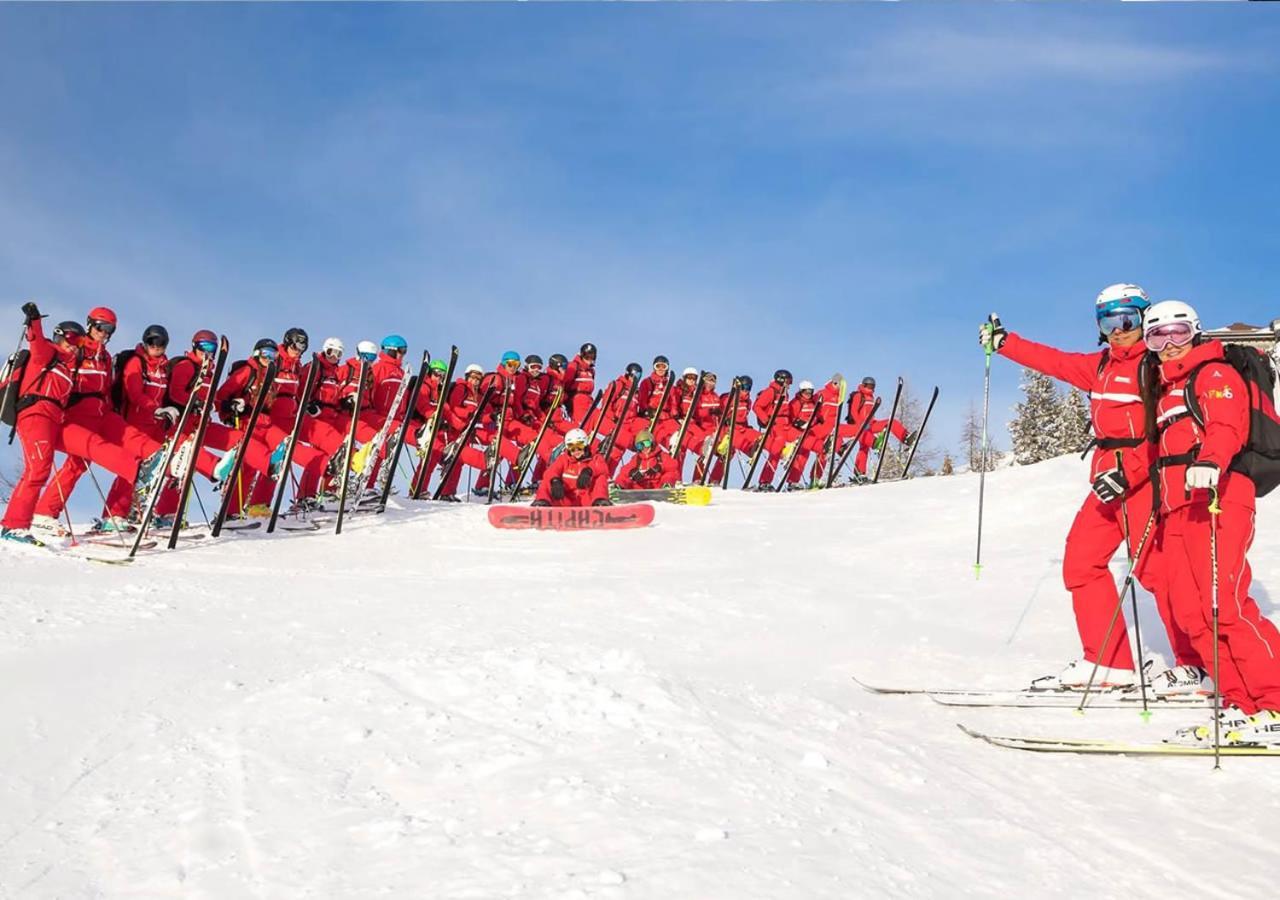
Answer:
[
  {"left": 961, "top": 401, "right": 1001, "bottom": 472},
  {"left": 1057, "top": 389, "right": 1092, "bottom": 455},
  {"left": 1010, "top": 368, "right": 1063, "bottom": 465}
]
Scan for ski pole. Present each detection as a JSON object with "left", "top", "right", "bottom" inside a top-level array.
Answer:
[
  {"left": 974, "top": 341, "right": 993, "bottom": 578},
  {"left": 5, "top": 314, "right": 33, "bottom": 446},
  {"left": 84, "top": 465, "right": 129, "bottom": 550},
  {"left": 1075, "top": 506, "right": 1157, "bottom": 714},
  {"left": 39, "top": 442, "right": 78, "bottom": 546},
  {"left": 1209, "top": 486, "right": 1222, "bottom": 771},
  {"left": 1116, "top": 456, "right": 1151, "bottom": 718}
]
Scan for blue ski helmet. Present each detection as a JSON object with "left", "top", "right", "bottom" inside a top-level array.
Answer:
[
  {"left": 501, "top": 350, "right": 520, "bottom": 367},
  {"left": 381, "top": 334, "right": 408, "bottom": 353}
]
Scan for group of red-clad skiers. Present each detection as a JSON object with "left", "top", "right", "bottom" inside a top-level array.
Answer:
[
  {"left": 981, "top": 283, "right": 1280, "bottom": 747},
  {"left": 1, "top": 304, "right": 914, "bottom": 543}
]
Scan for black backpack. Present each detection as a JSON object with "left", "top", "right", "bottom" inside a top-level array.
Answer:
[
  {"left": 1184, "top": 344, "right": 1280, "bottom": 497},
  {"left": 1, "top": 349, "right": 61, "bottom": 428},
  {"left": 110, "top": 349, "right": 137, "bottom": 413}
]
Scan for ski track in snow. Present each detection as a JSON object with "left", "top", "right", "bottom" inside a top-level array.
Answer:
[{"left": 2, "top": 457, "right": 1278, "bottom": 898}]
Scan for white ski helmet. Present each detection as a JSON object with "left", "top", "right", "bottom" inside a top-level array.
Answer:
[
  {"left": 1095, "top": 283, "right": 1149, "bottom": 314},
  {"left": 356, "top": 340, "right": 378, "bottom": 358},
  {"left": 1143, "top": 300, "right": 1201, "bottom": 337},
  {"left": 322, "top": 337, "right": 344, "bottom": 357},
  {"left": 564, "top": 428, "right": 589, "bottom": 448},
  {"left": 682, "top": 367, "right": 698, "bottom": 378},
  {"left": 464, "top": 363, "right": 484, "bottom": 377},
  {"left": 798, "top": 380, "right": 814, "bottom": 392}
]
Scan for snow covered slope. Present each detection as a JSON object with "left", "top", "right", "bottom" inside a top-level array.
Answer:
[{"left": 3, "top": 457, "right": 1278, "bottom": 898}]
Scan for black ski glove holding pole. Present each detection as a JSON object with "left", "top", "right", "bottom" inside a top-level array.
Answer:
[{"left": 1091, "top": 467, "right": 1128, "bottom": 503}]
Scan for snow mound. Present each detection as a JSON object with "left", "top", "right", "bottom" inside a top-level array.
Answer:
[{"left": 3, "top": 457, "right": 1279, "bottom": 896}]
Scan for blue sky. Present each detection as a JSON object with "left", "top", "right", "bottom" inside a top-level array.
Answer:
[{"left": 1, "top": 4, "right": 1278, "bottom": 461}]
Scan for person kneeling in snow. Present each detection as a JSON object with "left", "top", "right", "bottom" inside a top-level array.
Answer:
[
  {"left": 619, "top": 429, "right": 678, "bottom": 489},
  {"left": 533, "top": 428, "right": 611, "bottom": 508}
]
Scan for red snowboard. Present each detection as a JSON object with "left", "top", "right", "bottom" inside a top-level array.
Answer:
[{"left": 487, "top": 503, "right": 655, "bottom": 531}]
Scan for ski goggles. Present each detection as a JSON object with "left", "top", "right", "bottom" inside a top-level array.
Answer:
[
  {"left": 1144, "top": 321, "right": 1197, "bottom": 352},
  {"left": 383, "top": 346, "right": 405, "bottom": 357},
  {"left": 565, "top": 440, "right": 588, "bottom": 453},
  {"left": 635, "top": 436, "right": 654, "bottom": 451},
  {"left": 359, "top": 351, "right": 378, "bottom": 363},
  {"left": 88, "top": 318, "right": 116, "bottom": 336},
  {"left": 503, "top": 359, "right": 520, "bottom": 371},
  {"left": 255, "top": 346, "right": 278, "bottom": 360},
  {"left": 194, "top": 339, "right": 217, "bottom": 354},
  {"left": 1097, "top": 306, "right": 1144, "bottom": 336},
  {"left": 287, "top": 336, "right": 309, "bottom": 352}
]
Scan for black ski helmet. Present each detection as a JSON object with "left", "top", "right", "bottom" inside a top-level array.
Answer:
[
  {"left": 774, "top": 368, "right": 793, "bottom": 384},
  {"left": 626, "top": 362, "right": 643, "bottom": 378},
  {"left": 861, "top": 376, "right": 876, "bottom": 389},
  {"left": 653, "top": 354, "right": 670, "bottom": 367},
  {"left": 283, "top": 327, "right": 309, "bottom": 351},
  {"left": 142, "top": 324, "right": 169, "bottom": 349},
  {"left": 736, "top": 375, "right": 754, "bottom": 393},
  {"left": 524, "top": 354, "right": 543, "bottom": 366},
  {"left": 580, "top": 342, "right": 597, "bottom": 359},
  {"left": 548, "top": 353, "right": 568, "bottom": 370},
  {"left": 53, "top": 320, "right": 86, "bottom": 343}
]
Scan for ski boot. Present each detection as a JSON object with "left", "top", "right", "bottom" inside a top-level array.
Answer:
[
  {"left": 90, "top": 517, "right": 138, "bottom": 535},
  {"left": 1147, "top": 662, "right": 1211, "bottom": 697},
  {"left": 1169, "top": 705, "right": 1252, "bottom": 745},
  {"left": 1, "top": 527, "right": 43, "bottom": 546},
  {"left": 1030, "top": 659, "right": 1135, "bottom": 692},
  {"left": 30, "top": 514, "right": 69, "bottom": 539}
]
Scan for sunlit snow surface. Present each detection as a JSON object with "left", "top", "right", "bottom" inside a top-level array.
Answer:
[{"left": 3, "top": 456, "right": 1278, "bottom": 898}]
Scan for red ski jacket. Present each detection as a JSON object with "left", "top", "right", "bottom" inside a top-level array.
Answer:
[
  {"left": 444, "top": 379, "right": 483, "bottom": 432},
  {"left": 1154, "top": 340, "right": 1254, "bottom": 514},
  {"left": 367, "top": 353, "right": 408, "bottom": 419},
  {"left": 605, "top": 374, "right": 640, "bottom": 422},
  {"left": 271, "top": 345, "right": 305, "bottom": 422},
  {"left": 999, "top": 332, "right": 1154, "bottom": 488},
  {"left": 8, "top": 319, "right": 77, "bottom": 421},
  {"left": 302, "top": 354, "right": 351, "bottom": 412},
  {"left": 535, "top": 448, "right": 610, "bottom": 506},
  {"left": 66, "top": 339, "right": 113, "bottom": 417},
  {"left": 564, "top": 355, "right": 596, "bottom": 400},
  {"left": 216, "top": 357, "right": 278, "bottom": 424},
  {"left": 787, "top": 394, "right": 822, "bottom": 430},
  {"left": 848, "top": 387, "right": 877, "bottom": 429},
  {"left": 692, "top": 387, "right": 723, "bottom": 431},
  {"left": 754, "top": 383, "right": 789, "bottom": 430},
  {"left": 167, "top": 351, "right": 212, "bottom": 408},
  {"left": 620, "top": 445, "right": 679, "bottom": 489},
  {"left": 119, "top": 345, "right": 169, "bottom": 427}
]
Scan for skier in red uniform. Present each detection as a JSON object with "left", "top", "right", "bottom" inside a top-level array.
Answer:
[
  {"left": 2, "top": 306, "right": 81, "bottom": 543},
  {"left": 34, "top": 306, "right": 166, "bottom": 532},
  {"left": 845, "top": 377, "right": 912, "bottom": 482},
  {"left": 533, "top": 428, "right": 611, "bottom": 507},
  {"left": 563, "top": 343, "right": 598, "bottom": 423},
  {"left": 753, "top": 370, "right": 793, "bottom": 491},
  {"left": 980, "top": 283, "right": 1197, "bottom": 692},
  {"left": 1140, "top": 301, "right": 1280, "bottom": 745},
  {"left": 707, "top": 376, "right": 761, "bottom": 485},
  {"left": 104, "top": 325, "right": 182, "bottom": 522},
  {"left": 636, "top": 356, "right": 675, "bottom": 440},
  {"left": 618, "top": 429, "right": 679, "bottom": 490},
  {"left": 212, "top": 339, "right": 286, "bottom": 517}
]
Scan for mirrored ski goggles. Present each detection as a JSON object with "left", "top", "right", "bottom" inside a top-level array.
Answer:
[
  {"left": 1097, "top": 306, "right": 1144, "bottom": 335},
  {"left": 287, "top": 337, "right": 309, "bottom": 352},
  {"left": 195, "top": 339, "right": 218, "bottom": 354},
  {"left": 359, "top": 351, "right": 377, "bottom": 363},
  {"left": 565, "top": 439, "right": 588, "bottom": 452},
  {"left": 1144, "top": 321, "right": 1197, "bottom": 352},
  {"left": 503, "top": 359, "right": 520, "bottom": 370},
  {"left": 255, "top": 346, "right": 278, "bottom": 360},
  {"left": 635, "top": 436, "right": 654, "bottom": 451},
  {"left": 88, "top": 318, "right": 116, "bottom": 336}
]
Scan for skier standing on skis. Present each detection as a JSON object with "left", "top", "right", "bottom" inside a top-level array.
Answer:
[
  {"left": 753, "top": 369, "right": 793, "bottom": 491},
  {"left": 846, "top": 377, "right": 912, "bottom": 482},
  {"left": 532, "top": 428, "right": 611, "bottom": 507},
  {"left": 2, "top": 306, "right": 81, "bottom": 544},
  {"left": 1141, "top": 301, "right": 1280, "bottom": 745},
  {"left": 979, "top": 284, "right": 1200, "bottom": 692}
]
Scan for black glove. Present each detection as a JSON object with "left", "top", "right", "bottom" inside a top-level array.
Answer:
[
  {"left": 979, "top": 314, "right": 1007, "bottom": 353},
  {"left": 625, "top": 467, "right": 641, "bottom": 484},
  {"left": 229, "top": 397, "right": 247, "bottom": 415},
  {"left": 1091, "top": 467, "right": 1128, "bottom": 503},
  {"left": 576, "top": 468, "right": 594, "bottom": 490},
  {"left": 21, "top": 302, "right": 41, "bottom": 325},
  {"left": 190, "top": 398, "right": 204, "bottom": 417},
  {"left": 306, "top": 401, "right": 321, "bottom": 416},
  {"left": 549, "top": 477, "right": 565, "bottom": 500},
  {"left": 531, "top": 499, "right": 552, "bottom": 507},
  {"left": 154, "top": 406, "right": 180, "bottom": 425},
  {"left": 794, "top": 420, "right": 808, "bottom": 429},
  {"left": 592, "top": 498, "right": 612, "bottom": 507},
  {"left": 341, "top": 395, "right": 356, "bottom": 410}
]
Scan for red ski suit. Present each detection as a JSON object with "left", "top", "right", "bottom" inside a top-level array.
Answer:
[
  {"left": 563, "top": 355, "right": 597, "bottom": 423},
  {"left": 106, "top": 345, "right": 177, "bottom": 517},
  {"left": 36, "top": 338, "right": 162, "bottom": 520},
  {"left": 1, "top": 319, "right": 77, "bottom": 530},
  {"left": 753, "top": 383, "right": 791, "bottom": 486},
  {"left": 707, "top": 389, "right": 760, "bottom": 484},
  {"left": 997, "top": 331, "right": 1187, "bottom": 672},
  {"left": 535, "top": 447, "right": 610, "bottom": 507},
  {"left": 847, "top": 387, "right": 910, "bottom": 476},
  {"left": 214, "top": 357, "right": 286, "bottom": 509},
  {"left": 619, "top": 445, "right": 680, "bottom": 489},
  {"left": 296, "top": 354, "right": 353, "bottom": 498},
  {"left": 637, "top": 371, "right": 676, "bottom": 435},
  {"left": 1152, "top": 340, "right": 1280, "bottom": 714}
]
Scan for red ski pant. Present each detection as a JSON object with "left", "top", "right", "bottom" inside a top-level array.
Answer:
[
  {"left": 1062, "top": 487, "right": 1194, "bottom": 672},
  {"left": 852, "top": 418, "right": 909, "bottom": 475},
  {"left": 568, "top": 392, "right": 594, "bottom": 424},
  {"left": 472, "top": 429, "right": 519, "bottom": 491},
  {"left": 408, "top": 444, "right": 468, "bottom": 498},
  {"left": 707, "top": 426, "right": 762, "bottom": 484},
  {"left": 2, "top": 410, "right": 61, "bottom": 530},
  {"left": 106, "top": 419, "right": 180, "bottom": 519},
  {"left": 1158, "top": 502, "right": 1280, "bottom": 714},
  {"left": 36, "top": 407, "right": 161, "bottom": 519},
  {"left": 758, "top": 424, "right": 801, "bottom": 486},
  {"left": 297, "top": 414, "right": 347, "bottom": 499}
]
